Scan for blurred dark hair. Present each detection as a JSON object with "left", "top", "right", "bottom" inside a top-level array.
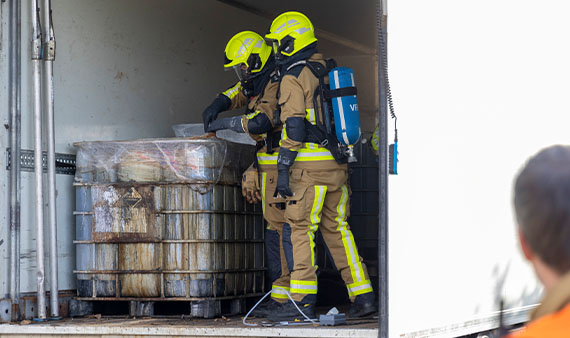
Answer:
[{"left": 514, "top": 145, "right": 570, "bottom": 274}]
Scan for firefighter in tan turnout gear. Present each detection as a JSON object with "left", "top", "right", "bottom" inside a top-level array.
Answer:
[
  {"left": 265, "top": 12, "right": 376, "bottom": 321},
  {"left": 201, "top": 31, "right": 290, "bottom": 316}
]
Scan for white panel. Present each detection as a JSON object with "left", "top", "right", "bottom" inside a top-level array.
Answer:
[{"left": 388, "top": 0, "right": 570, "bottom": 336}]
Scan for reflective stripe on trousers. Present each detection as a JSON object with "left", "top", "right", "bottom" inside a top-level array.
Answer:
[
  {"left": 309, "top": 186, "right": 327, "bottom": 266},
  {"left": 346, "top": 280, "right": 374, "bottom": 297},
  {"left": 290, "top": 280, "right": 318, "bottom": 295},
  {"left": 271, "top": 285, "right": 291, "bottom": 300},
  {"left": 289, "top": 185, "right": 326, "bottom": 298},
  {"left": 260, "top": 172, "right": 267, "bottom": 216},
  {"left": 337, "top": 185, "right": 366, "bottom": 284},
  {"left": 287, "top": 178, "right": 372, "bottom": 301}
]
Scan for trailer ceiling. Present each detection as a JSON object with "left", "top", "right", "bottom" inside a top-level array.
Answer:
[{"left": 217, "top": 0, "right": 378, "bottom": 54}]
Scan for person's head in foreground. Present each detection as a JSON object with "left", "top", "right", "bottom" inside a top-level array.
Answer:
[{"left": 511, "top": 145, "right": 570, "bottom": 337}]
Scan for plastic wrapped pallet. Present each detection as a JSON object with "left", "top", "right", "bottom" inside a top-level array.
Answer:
[{"left": 73, "top": 137, "right": 264, "bottom": 314}]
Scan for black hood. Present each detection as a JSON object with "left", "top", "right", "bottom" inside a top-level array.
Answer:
[
  {"left": 277, "top": 42, "right": 318, "bottom": 71},
  {"left": 242, "top": 56, "right": 276, "bottom": 97}
]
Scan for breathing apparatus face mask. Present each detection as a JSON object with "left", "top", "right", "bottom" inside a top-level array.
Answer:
[
  {"left": 267, "top": 37, "right": 295, "bottom": 62},
  {"left": 226, "top": 63, "right": 249, "bottom": 81},
  {"left": 222, "top": 63, "right": 256, "bottom": 97},
  {"left": 225, "top": 51, "right": 264, "bottom": 82}
]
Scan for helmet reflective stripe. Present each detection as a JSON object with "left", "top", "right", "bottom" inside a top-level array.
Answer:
[
  {"left": 265, "top": 11, "right": 317, "bottom": 58},
  {"left": 274, "top": 19, "right": 300, "bottom": 34},
  {"left": 224, "top": 31, "right": 272, "bottom": 77},
  {"left": 235, "top": 38, "right": 254, "bottom": 59}
]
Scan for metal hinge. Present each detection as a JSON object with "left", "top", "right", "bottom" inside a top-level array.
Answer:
[{"left": 6, "top": 148, "right": 76, "bottom": 175}]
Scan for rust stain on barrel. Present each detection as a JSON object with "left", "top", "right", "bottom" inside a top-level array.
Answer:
[
  {"left": 92, "top": 185, "right": 157, "bottom": 241},
  {"left": 120, "top": 242, "right": 161, "bottom": 297}
]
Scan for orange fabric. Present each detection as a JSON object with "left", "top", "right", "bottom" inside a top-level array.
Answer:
[{"left": 508, "top": 303, "right": 570, "bottom": 338}]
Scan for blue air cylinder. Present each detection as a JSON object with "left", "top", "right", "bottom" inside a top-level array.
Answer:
[{"left": 329, "top": 67, "right": 362, "bottom": 162}]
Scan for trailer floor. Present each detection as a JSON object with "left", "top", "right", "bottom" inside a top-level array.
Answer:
[{"left": 0, "top": 315, "right": 378, "bottom": 338}]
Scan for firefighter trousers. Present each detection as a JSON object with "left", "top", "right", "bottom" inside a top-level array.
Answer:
[
  {"left": 259, "top": 168, "right": 291, "bottom": 302},
  {"left": 284, "top": 168, "right": 373, "bottom": 303}
]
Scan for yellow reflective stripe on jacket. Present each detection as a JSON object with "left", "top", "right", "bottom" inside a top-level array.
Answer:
[
  {"left": 305, "top": 108, "right": 316, "bottom": 125},
  {"left": 305, "top": 143, "right": 318, "bottom": 150},
  {"left": 309, "top": 186, "right": 327, "bottom": 266},
  {"left": 296, "top": 143, "right": 335, "bottom": 161},
  {"left": 222, "top": 82, "right": 242, "bottom": 100},
  {"left": 246, "top": 111, "right": 261, "bottom": 120},
  {"left": 290, "top": 280, "right": 318, "bottom": 295},
  {"left": 346, "top": 280, "right": 373, "bottom": 297},
  {"left": 336, "top": 185, "right": 366, "bottom": 283},
  {"left": 257, "top": 152, "right": 278, "bottom": 165},
  {"left": 257, "top": 144, "right": 335, "bottom": 163},
  {"left": 271, "top": 285, "right": 290, "bottom": 300}
]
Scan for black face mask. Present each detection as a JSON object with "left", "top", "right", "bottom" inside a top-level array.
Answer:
[
  {"left": 241, "top": 57, "right": 276, "bottom": 97},
  {"left": 241, "top": 79, "right": 255, "bottom": 97},
  {"left": 274, "top": 36, "right": 295, "bottom": 62}
]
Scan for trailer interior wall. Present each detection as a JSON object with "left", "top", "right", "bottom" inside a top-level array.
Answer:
[
  {"left": 0, "top": 0, "right": 378, "bottom": 303},
  {"left": 388, "top": 0, "right": 570, "bottom": 336}
]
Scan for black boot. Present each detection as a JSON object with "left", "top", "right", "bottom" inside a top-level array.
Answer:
[
  {"left": 268, "top": 301, "right": 315, "bottom": 321},
  {"left": 349, "top": 292, "right": 376, "bottom": 318},
  {"left": 249, "top": 299, "right": 283, "bottom": 317}
]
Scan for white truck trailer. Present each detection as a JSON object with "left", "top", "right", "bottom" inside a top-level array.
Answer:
[{"left": 1, "top": 0, "right": 569, "bottom": 337}]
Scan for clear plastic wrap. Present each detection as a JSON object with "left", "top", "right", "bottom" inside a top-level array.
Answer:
[
  {"left": 74, "top": 137, "right": 255, "bottom": 189},
  {"left": 172, "top": 123, "right": 257, "bottom": 146}
]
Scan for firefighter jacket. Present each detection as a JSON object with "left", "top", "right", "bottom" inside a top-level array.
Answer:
[
  {"left": 220, "top": 78, "right": 282, "bottom": 171},
  {"left": 508, "top": 271, "right": 570, "bottom": 338},
  {"left": 221, "top": 74, "right": 290, "bottom": 302},
  {"left": 276, "top": 53, "right": 347, "bottom": 170}
]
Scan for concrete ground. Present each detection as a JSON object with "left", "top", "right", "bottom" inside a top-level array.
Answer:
[{"left": 0, "top": 315, "right": 378, "bottom": 338}]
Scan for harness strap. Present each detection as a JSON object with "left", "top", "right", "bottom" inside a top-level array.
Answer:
[{"left": 327, "top": 87, "right": 357, "bottom": 99}]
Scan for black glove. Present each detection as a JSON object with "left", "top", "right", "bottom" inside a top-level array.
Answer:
[
  {"left": 202, "top": 95, "right": 231, "bottom": 132},
  {"left": 206, "top": 115, "right": 245, "bottom": 133},
  {"left": 275, "top": 166, "right": 293, "bottom": 198},
  {"left": 274, "top": 148, "right": 297, "bottom": 198}
]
